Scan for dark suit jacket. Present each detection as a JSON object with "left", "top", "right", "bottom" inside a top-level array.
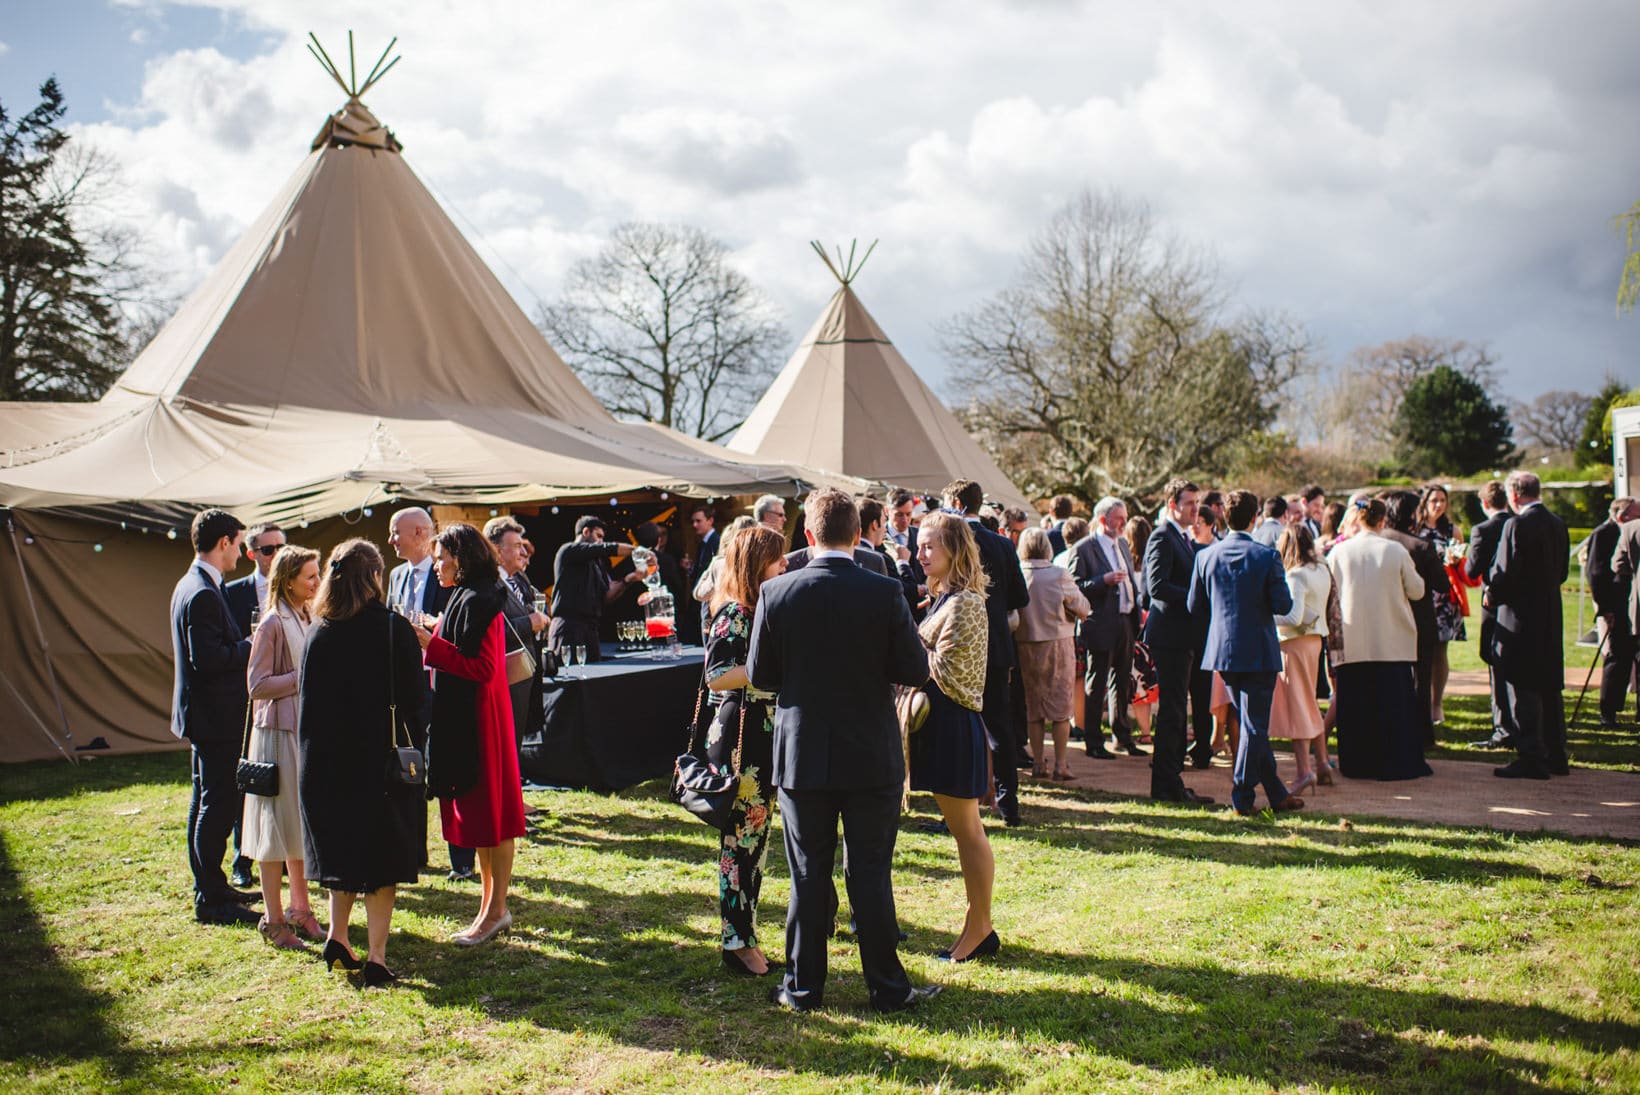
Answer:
[
  {"left": 1047, "top": 522, "right": 1067, "bottom": 557},
  {"left": 1465, "top": 512, "right": 1509, "bottom": 665},
  {"left": 1187, "top": 531, "right": 1292, "bottom": 674},
  {"left": 966, "top": 517, "right": 1030, "bottom": 675},
  {"left": 1487, "top": 502, "right": 1569, "bottom": 688},
  {"left": 1141, "top": 519, "right": 1199, "bottom": 650},
  {"left": 1071, "top": 533, "right": 1140, "bottom": 652},
  {"left": 784, "top": 544, "right": 888, "bottom": 575},
  {"left": 223, "top": 574, "right": 259, "bottom": 638},
  {"left": 169, "top": 563, "right": 251, "bottom": 744},
  {"left": 388, "top": 559, "right": 453, "bottom": 617},
  {"left": 693, "top": 529, "right": 720, "bottom": 577},
  {"left": 747, "top": 558, "right": 929, "bottom": 790},
  {"left": 1586, "top": 519, "right": 1627, "bottom": 616},
  {"left": 551, "top": 539, "right": 619, "bottom": 621},
  {"left": 1382, "top": 527, "right": 1448, "bottom": 658}
]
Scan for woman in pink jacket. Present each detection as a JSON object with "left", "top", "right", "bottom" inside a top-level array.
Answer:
[{"left": 1013, "top": 528, "right": 1091, "bottom": 780}]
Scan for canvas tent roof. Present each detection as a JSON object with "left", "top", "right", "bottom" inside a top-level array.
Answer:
[
  {"left": 0, "top": 98, "right": 849, "bottom": 525},
  {"left": 728, "top": 254, "right": 1029, "bottom": 510}
]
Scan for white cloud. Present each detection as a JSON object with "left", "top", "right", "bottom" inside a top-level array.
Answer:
[{"left": 61, "top": 0, "right": 1640, "bottom": 401}]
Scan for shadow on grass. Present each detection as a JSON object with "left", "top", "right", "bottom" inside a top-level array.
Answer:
[
  {"left": 0, "top": 750, "right": 189, "bottom": 808},
  {"left": 0, "top": 830, "right": 124, "bottom": 1070}
]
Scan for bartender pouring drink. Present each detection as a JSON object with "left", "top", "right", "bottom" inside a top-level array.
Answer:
[{"left": 549, "top": 516, "right": 641, "bottom": 664}]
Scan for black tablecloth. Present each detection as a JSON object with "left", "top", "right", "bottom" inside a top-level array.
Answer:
[{"left": 519, "top": 644, "right": 703, "bottom": 791}]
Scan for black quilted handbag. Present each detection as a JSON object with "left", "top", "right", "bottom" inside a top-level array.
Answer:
[
  {"left": 669, "top": 682, "right": 745, "bottom": 832},
  {"left": 235, "top": 701, "right": 279, "bottom": 798}
]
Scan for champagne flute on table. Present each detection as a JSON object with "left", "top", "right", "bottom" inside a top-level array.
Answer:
[{"left": 572, "top": 644, "right": 587, "bottom": 678}]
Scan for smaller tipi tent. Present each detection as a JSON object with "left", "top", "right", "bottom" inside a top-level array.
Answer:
[{"left": 729, "top": 244, "right": 1029, "bottom": 510}]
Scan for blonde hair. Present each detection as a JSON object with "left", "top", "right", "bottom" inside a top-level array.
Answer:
[
  {"left": 264, "top": 545, "right": 320, "bottom": 614},
  {"left": 920, "top": 512, "right": 990, "bottom": 597}
]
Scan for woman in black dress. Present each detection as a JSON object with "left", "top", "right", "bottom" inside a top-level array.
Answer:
[
  {"left": 298, "top": 539, "right": 426, "bottom": 987},
  {"left": 1415, "top": 484, "right": 1465, "bottom": 724},
  {"left": 702, "top": 524, "right": 787, "bottom": 976},
  {"left": 910, "top": 512, "right": 999, "bottom": 963}
]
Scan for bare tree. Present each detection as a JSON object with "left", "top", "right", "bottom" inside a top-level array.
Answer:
[
  {"left": 942, "top": 190, "right": 1313, "bottom": 504},
  {"left": 1, "top": 80, "right": 157, "bottom": 401},
  {"left": 1312, "top": 336, "right": 1499, "bottom": 464},
  {"left": 1512, "top": 389, "right": 1594, "bottom": 455},
  {"left": 538, "top": 223, "right": 787, "bottom": 442}
]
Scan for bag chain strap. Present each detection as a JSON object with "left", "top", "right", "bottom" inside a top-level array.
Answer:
[
  {"left": 682, "top": 671, "right": 748, "bottom": 775},
  {"left": 386, "top": 612, "right": 408, "bottom": 751}
]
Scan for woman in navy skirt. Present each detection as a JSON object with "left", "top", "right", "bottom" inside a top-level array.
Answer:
[{"left": 910, "top": 512, "right": 1000, "bottom": 963}]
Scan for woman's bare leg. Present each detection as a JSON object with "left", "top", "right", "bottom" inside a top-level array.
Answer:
[
  {"left": 1051, "top": 719, "right": 1071, "bottom": 775},
  {"left": 933, "top": 793, "right": 994, "bottom": 959},
  {"left": 362, "top": 886, "right": 394, "bottom": 966}
]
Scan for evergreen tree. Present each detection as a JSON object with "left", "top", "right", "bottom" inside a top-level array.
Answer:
[{"left": 1393, "top": 365, "right": 1517, "bottom": 477}]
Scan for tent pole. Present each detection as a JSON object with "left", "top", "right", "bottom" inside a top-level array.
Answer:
[
  {"left": 4, "top": 518, "right": 77, "bottom": 763},
  {"left": 0, "top": 667, "right": 76, "bottom": 764}
]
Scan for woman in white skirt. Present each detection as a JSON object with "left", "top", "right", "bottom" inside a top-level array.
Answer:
[{"left": 244, "top": 545, "right": 325, "bottom": 949}]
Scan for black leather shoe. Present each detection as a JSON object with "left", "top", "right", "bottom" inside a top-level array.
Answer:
[
  {"left": 1190, "top": 756, "right": 1213, "bottom": 770},
  {"left": 769, "top": 984, "right": 821, "bottom": 1012},
  {"left": 1494, "top": 759, "right": 1550, "bottom": 780},
  {"left": 229, "top": 860, "right": 257, "bottom": 889},
  {"left": 1471, "top": 734, "right": 1514, "bottom": 750},
  {"left": 1153, "top": 787, "right": 1215, "bottom": 806},
  {"left": 1548, "top": 760, "right": 1571, "bottom": 776},
  {"left": 223, "top": 887, "right": 261, "bottom": 906},
  {"left": 874, "top": 984, "right": 943, "bottom": 1013},
  {"left": 362, "top": 961, "right": 398, "bottom": 987},
  {"left": 1086, "top": 741, "right": 1115, "bottom": 759},
  {"left": 321, "top": 938, "right": 364, "bottom": 971},
  {"left": 1119, "top": 740, "right": 1149, "bottom": 756},
  {"left": 446, "top": 868, "right": 478, "bottom": 883},
  {"left": 195, "top": 902, "right": 259, "bottom": 926}
]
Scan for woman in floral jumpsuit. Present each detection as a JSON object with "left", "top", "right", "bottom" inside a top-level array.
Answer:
[{"left": 702, "top": 523, "right": 789, "bottom": 977}]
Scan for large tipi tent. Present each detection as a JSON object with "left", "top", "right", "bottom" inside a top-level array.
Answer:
[
  {"left": 729, "top": 243, "right": 1029, "bottom": 511},
  {"left": 0, "top": 54, "right": 846, "bottom": 763}
]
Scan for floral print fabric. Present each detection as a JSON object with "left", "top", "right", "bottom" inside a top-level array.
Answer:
[{"left": 704, "top": 601, "right": 776, "bottom": 950}]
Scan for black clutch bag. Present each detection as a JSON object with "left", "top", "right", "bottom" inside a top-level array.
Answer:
[
  {"left": 384, "top": 615, "right": 425, "bottom": 788},
  {"left": 235, "top": 702, "right": 279, "bottom": 797},
  {"left": 670, "top": 682, "right": 745, "bottom": 833}
]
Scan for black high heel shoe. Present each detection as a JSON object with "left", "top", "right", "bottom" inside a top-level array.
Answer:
[
  {"left": 362, "top": 961, "right": 398, "bottom": 987},
  {"left": 936, "top": 930, "right": 1001, "bottom": 963},
  {"left": 321, "top": 939, "right": 362, "bottom": 971}
]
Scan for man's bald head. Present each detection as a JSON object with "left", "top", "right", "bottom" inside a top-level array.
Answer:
[{"left": 389, "top": 507, "right": 435, "bottom": 564}]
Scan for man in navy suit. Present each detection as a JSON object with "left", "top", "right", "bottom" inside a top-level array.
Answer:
[
  {"left": 221, "top": 522, "right": 284, "bottom": 888},
  {"left": 1046, "top": 494, "right": 1076, "bottom": 556},
  {"left": 169, "top": 508, "right": 259, "bottom": 924},
  {"left": 682, "top": 502, "right": 719, "bottom": 645},
  {"left": 748, "top": 489, "right": 938, "bottom": 1013},
  {"left": 1073, "top": 496, "right": 1146, "bottom": 759},
  {"left": 945, "top": 479, "right": 1031, "bottom": 825},
  {"left": 1142, "top": 478, "right": 1215, "bottom": 804},
  {"left": 1188, "top": 490, "right": 1302, "bottom": 815},
  {"left": 1464, "top": 481, "right": 1515, "bottom": 749}
]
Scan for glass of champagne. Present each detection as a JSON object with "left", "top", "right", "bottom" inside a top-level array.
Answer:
[{"left": 573, "top": 644, "right": 587, "bottom": 677}]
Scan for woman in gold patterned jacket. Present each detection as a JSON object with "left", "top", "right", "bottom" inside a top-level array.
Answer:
[{"left": 910, "top": 512, "right": 1000, "bottom": 963}]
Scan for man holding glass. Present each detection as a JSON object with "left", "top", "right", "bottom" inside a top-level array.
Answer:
[{"left": 550, "top": 515, "right": 639, "bottom": 664}]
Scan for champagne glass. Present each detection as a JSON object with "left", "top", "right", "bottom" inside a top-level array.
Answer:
[
  {"left": 573, "top": 644, "right": 587, "bottom": 677},
  {"left": 249, "top": 606, "right": 261, "bottom": 632}
]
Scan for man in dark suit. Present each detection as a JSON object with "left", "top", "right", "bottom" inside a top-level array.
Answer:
[
  {"left": 170, "top": 508, "right": 259, "bottom": 925},
  {"left": 1587, "top": 497, "right": 1639, "bottom": 729},
  {"left": 885, "top": 491, "right": 928, "bottom": 619},
  {"left": 1488, "top": 471, "right": 1571, "bottom": 779},
  {"left": 1380, "top": 490, "right": 1450, "bottom": 746},
  {"left": 1046, "top": 494, "right": 1076, "bottom": 556},
  {"left": 1188, "top": 490, "right": 1300, "bottom": 815},
  {"left": 1252, "top": 496, "right": 1287, "bottom": 548},
  {"left": 945, "top": 479, "right": 1031, "bottom": 825},
  {"left": 683, "top": 503, "right": 719, "bottom": 644},
  {"left": 549, "top": 516, "right": 639, "bottom": 663},
  {"left": 785, "top": 542, "right": 889, "bottom": 574},
  {"left": 1073, "top": 496, "right": 1145, "bottom": 759},
  {"left": 1141, "top": 478, "right": 1215, "bottom": 804},
  {"left": 388, "top": 506, "right": 460, "bottom": 875},
  {"left": 1465, "top": 482, "right": 1515, "bottom": 749},
  {"left": 1299, "top": 484, "right": 1326, "bottom": 537},
  {"left": 747, "top": 489, "right": 937, "bottom": 1014},
  {"left": 220, "top": 520, "right": 285, "bottom": 889}
]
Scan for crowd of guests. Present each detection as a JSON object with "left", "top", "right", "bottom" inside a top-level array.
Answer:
[{"left": 167, "top": 467, "right": 1580, "bottom": 1006}]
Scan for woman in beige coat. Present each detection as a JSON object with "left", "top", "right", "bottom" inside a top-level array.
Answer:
[
  {"left": 1013, "top": 528, "right": 1091, "bottom": 780},
  {"left": 243, "top": 545, "right": 325, "bottom": 949}
]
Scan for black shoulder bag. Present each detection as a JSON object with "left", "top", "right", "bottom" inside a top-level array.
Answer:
[
  {"left": 235, "top": 695, "right": 279, "bottom": 797},
  {"left": 385, "top": 615, "right": 425, "bottom": 788},
  {"left": 670, "top": 679, "right": 745, "bottom": 833}
]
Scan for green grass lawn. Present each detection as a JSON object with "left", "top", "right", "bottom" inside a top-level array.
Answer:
[{"left": 5, "top": 753, "right": 1638, "bottom": 1093}]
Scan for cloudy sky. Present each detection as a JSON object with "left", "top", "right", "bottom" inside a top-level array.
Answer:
[{"left": 4, "top": 0, "right": 1636, "bottom": 410}]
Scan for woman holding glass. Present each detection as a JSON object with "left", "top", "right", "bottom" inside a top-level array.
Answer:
[
  {"left": 243, "top": 544, "right": 324, "bottom": 950},
  {"left": 911, "top": 512, "right": 999, "bottom": 963},
  {"left": 702, "top": 524, "right": 788, "bottom": 976},
  {"left": 411, "top": 523, "right": 527, "bottom": 946}
]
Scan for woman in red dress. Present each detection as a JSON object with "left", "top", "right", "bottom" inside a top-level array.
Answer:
[{"left": 412, "top": 523, "right": 527, "bottom": 946}]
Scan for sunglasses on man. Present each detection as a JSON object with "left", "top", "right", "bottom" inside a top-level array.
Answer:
[{"left": 252, "top": 543, "right": 284, "bottom": 557}]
